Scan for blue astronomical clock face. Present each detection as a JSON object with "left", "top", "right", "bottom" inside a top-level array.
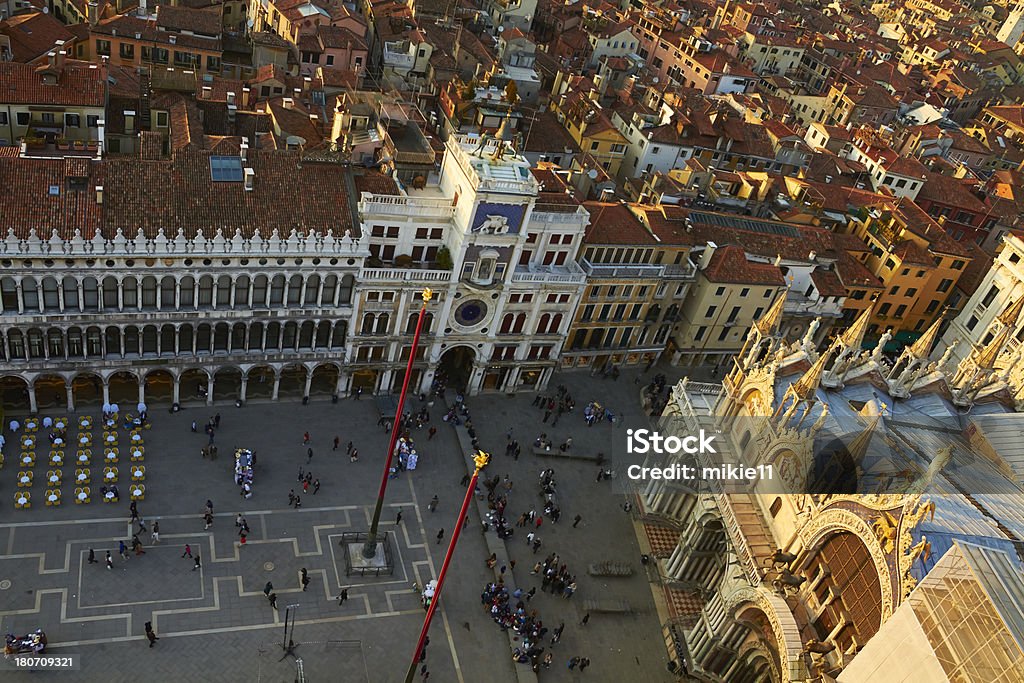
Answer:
[{"left": 454, "top": 299, "right": 488, "bottom": 327}]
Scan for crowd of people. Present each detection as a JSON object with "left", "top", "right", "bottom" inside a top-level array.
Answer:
[{"left": 644, "top": 374, "right": 670, "bottom": 415}]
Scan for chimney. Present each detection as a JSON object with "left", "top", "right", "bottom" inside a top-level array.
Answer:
[
  {"left": 87, "top": 1, "right": 98, "bottom": 25},
  {"left": 243, "top": 167, "right": 256, "bottom": 191},
  {"left": 201, "top": 86, "right": 212, "bottom": 99},
  {"left": 227, "top": 104, "right": 237, "bottom": 122},
  {"left": 95, "top": 186, "right": 104, "bottom": 204},
  {"left": 303, "top": 76, "right": 312, "bottom": 93},
  {"left": 293, "top": 88, "right": 302, "bottom": 102},
  {"left": 698, "top": 241, "right": 718, "bottom": 270},
  {"left": 588, "top": 88, "right": 599, "bottom": 102},
  {"left": 240, "top": 139, "right": 249, "bottom": 160},
  {"left": 331, "top": 100, "right": 345, "bottom": 145},
  {"left": 283, "top": 97, "right": 294, "bottom": 109},
  {"left": 226, "top": 91, "right": 236, "bottom": 105},
  {"left": 242, "top": 86, "right": 251, "bottom": 108},
  {"left": 47, "top": 50, "right": 56, "bottom": 70}
]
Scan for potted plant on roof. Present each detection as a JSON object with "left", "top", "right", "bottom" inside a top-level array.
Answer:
[
  {"left": 56, "top": 137, "right": 70, "bottom": 151},
  {"left": 72, "top": 140, "right": 85, "bottom": 151}
]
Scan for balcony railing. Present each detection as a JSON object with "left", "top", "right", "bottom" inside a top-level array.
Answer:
[
  {"left": 361, "top": 267, "right": 452, "bottom": 283},
  {"left": 511, "top": 262, "right": 586, "bottom": 284},
  {"left": 580, "top": 259, "right": 697, "bottom": 280},
  {"left": 358, "top": 193, "right": 455, "bottom": 220},
  {"left": 784, "top": 295, "right": 843, "bottom": 317}
]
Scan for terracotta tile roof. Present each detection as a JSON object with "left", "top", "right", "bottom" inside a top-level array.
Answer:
[
  {"left": 810, "top": 267, "right": 847, "bottom": 297},
  {"left": 103, "top": 148, "right": 356, "bottom": 238},
  {"left": 522, "top": 110, "right": 580, "bottom": 155},
  {"left": 317, "top": 24, "right": 367, "bottom": 51},
  {"left": 834, "top": 247, "right": 883, "bottom": 289},
  {"left": 0, "top": 156, "right": 103, "bottom": 238},
  {"left": 156, "top": 4, "right": 222, "bottom": 36},
  {"left": 702, "top": 245, "right": 786, "bottom": 285},
  {"left": 892, "top": 238, "right": 934, "bottom": 266},
  {"left": 354, "top": 170, "right": 399, "bottom": 195},
  {"left": 92, "top": 15, "right": 221, "bottom": 51},
  {"left": 0, "top": 61, "right": 104, "bottom": 106},
  {"left": 0, "top": 11, "right": 75, "bottom": 63},
  {"left": 916, "top": 171, "right": 988, "bottom": 213},
  {"left": 582, "top": 201, "right": 654, "bottom": 245}
]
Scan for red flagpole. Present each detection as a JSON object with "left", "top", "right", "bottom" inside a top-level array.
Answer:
[
  {"left": 362, "top": 288, "right": 433, "bottom": 558},
  {"left": 404, "top": 451, "right": 489, "bottom": 683}
]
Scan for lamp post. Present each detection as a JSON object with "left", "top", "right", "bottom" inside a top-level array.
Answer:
[
  {"left": 363, "top": 288, "right": 433, "bottom": 558},
  {"left": 404, "top": 450, "right": 489, "bottom": 683}
]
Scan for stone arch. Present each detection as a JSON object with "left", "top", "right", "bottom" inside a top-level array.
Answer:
[
  {"left": 265, "top": 321, "right": 281, "bottom": 350},
  {"left": 305, "top": 274, "right": 321, "bottom": 305},
  {"left": 332, "top": 321, "right": 347, "bottom": 348},
  {"left": 144, "top": 368, "right": 174, "bottom": 403},
  {"left": 141, "top": 325, "right": 158, "bottom": 355},
  {"left": 40, "top": 276, "right": 60, "bottom": 311},
  {"left": 230, "top": 323, "right": 247, "bottom": 351},
  {"left": 287, "top": 274, "right": 302, "bottom": 305},
  {"left": 62, "top": 275, "right": 79, "bottom": 311},
  {"left": 298, "top": 320, "right": 315, "bottom": 349},
  {"left": 213, "top": 322, "right": 229, "bottom": 352},
  {"left": 314, "top": 321, "right": 332, "bottom": 349},
  {"left": 179, "top": 368, "right": 211, "bottom": 403},
  {"left": 310, "top": 362, "right": 340, "bottom": 397},
  {"left": 235, "top": 274, "right": 251, "bottom": 306},
  {"left": 213, "top": 366, "right": 243, "bottom": 401},
  {"left": 726, "top": 585, "right": 806, "bottom": 682},
  {"left": 22, "top": 276, "right": 39, "bottom": 311},
  {"left": 122, "top": 275, "right": 139, "bottom": 309},
  {"left": 196, "top": 323, "right": 212, "bottom": 353},
  {"left": 124, "top": 325, "right": 140, "bottom": 356},
  {"left": 82, "top": 276, "right": 99, "bottom": 310},
  {"left": 798, "top": 508, "right": 895, "bottom": 620},
  {"left": 105, "top": 326, "right": 121, "bottom": 356},
  {"left": 248, "top": 322, "right": 264, "bottom": 350},
  {"left": 160, "top": 276, "right": 176, "bottom": 308},
  {"left": 1, "top": 276, "right": 18, "bottom": 311},
  {"left": 0, "top": 374, "right": 30, "bottom": 410},
  {"left": 180, "top": 275, "right": 196, "bottom": 307},
  {"left": 107, "top": 370, "right": 140, "bottom": 405},
  {"left": 71, "top": 372, "right": 102, "bottom": 408},
  {"left": 278, "top": 363, "right": 307, "bottom": 398},
  {"left": 45, "top": 327, "right": 64, "bottom": 358},
  {"left": 141, "top": 275, "right": 158, "bottom": 309},
  {"left": 160, "top": 324, "right": 176, "bottom": 355},
  {"left": 245, "top": 365, "right": 276, "bottom": 399},
  {"left": 338, "top": 274, "right": 354, "bottom": 304},
  {"left": 34, "top": 372, "right": 67, "bottom": 409},
  {"left": 282, "top": 321, "right": 298, "bottom": 349}
]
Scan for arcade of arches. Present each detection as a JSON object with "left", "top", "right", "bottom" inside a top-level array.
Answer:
[{"left": 0, "top": 362, "right": 347, "bottom": 413}]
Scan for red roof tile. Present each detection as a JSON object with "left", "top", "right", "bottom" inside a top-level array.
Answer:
[
  {"left": 0, "top": 61, "right": 104, "bottom": 106},
  {"left": 702, "top": 245, "right": 786, "bottom": 285}
]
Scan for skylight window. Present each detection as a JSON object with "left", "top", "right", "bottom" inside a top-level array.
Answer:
[
  {"left": 48, "top": 185, "right": 60, "bottom": 196},
  {"left": 210, "top": 156, "right": 244, "bottom": 182}
]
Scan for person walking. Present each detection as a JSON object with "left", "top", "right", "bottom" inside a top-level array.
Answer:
[
  {"left": 204, "top": 512, "right": 213, "bottom": 530},
  {"left": 300, "top": 568, "right": 310, "bottom": 591},
  {"left": 302, "top": 479, "right": 309, "bottom": 493},
  {"left": 214, "top": 413, "right": 221, "bottom": 429},
  {"left": 106, "top": 551, "right": 113, "bottom": 570},
  {"left": 573, "top": 514, "right": 582, "bottom": 528},
  {"left": 337, "top": 588, "right": 348, "bottom": 605},
  {"left": 133, "top": 535, "right": 146, "bottom": 555},
  {"left": 193, "top": 554, "right": 201, "bottom": 571},
  {"left": 395, "top": 509, "right": 403, "bottom": 525},
  {"left": 235, "top": 513, "right": 244, "bottom": 528},
  {"left": 459, "top": 473, "right": 471, "bottom": 487},
  {"left": 346, "top": 441, "right": 353, "bottom": 455},
  {"left": 307, "top": 447, "right": 313, "bottom": 464},
  {"left": 239, "top": 529, "right": 248, "bottom": 545},
  {"left": 579, "top": 657, "right": 591, "bottom": 672},
  {"left": 355, "top": 386, "right": 362, "bottom": 400},
  {"left": 349, "top": 448, "right": 358, "bottom": 462},
  {"left": 428, "top": 426, "right": 437, "bottom": 440},
  {"left": 333, "top": 436, "right": 340, "bottom": 451},
  {"left": 428, "top": 495, "right": 438, "bottom": 512},
  {"left": 137, "top": 517, "right": 147, "bottom": 534},
  {"left": 119, "top": 540, "right": 129, "bottom": 561},
  {"left": 264, "top": 581, "right": 273, "bottom": 598},
  {"left": 568, "top": 657, "right": 580, "bottom": 670},
  {"left": 302, "top": 431, "right": 310, "bottom": 445},
  {"left": 535, "top": 516, "right": 544, "bottom": 529},
  {"left": 268, "top": 592, "right": 278, "bottom": 609},
  {"left": 580, "top": 613, "right": 590, "bottom": 626},
  {"left": 436, "top": 528, "right": 445, "bottom": 544},
  {"left": 191, "top": 420, "right": 197, "bottom": 433},
  {"left": 293, "top": 495, "right": 302, "bottom": 509},
  {"left": 182, "top": 543, "right": 192, "bottom": 558},
  {"left": 150, "top": 521, "right": 160, "bottom": 544},
  {"left": 145, "top": 621, "right": 159, "bottom": 648},
  {"left": 88, "top": 548, "right": 97, "bottom": 564},
  {"left": 313, "top": 479, "right": 320, "bottom": 495},
  {"left": 288, "top": 489, "right": 296, "bottom": 506}
]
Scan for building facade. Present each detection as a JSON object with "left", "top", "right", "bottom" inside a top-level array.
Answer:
[{"left": 355, "top": 132, "right": 587, "bottom": 395}]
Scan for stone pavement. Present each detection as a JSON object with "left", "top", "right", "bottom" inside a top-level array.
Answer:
[{"left": 0, "top": 360, "right": 696, "bottom": 682}]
